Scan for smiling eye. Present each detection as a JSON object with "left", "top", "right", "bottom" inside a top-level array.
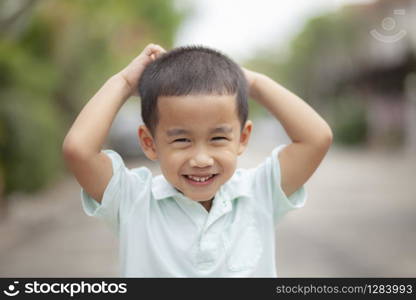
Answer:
[
  {"left": 173, "top": 138, "right": 191, "bottom": 143},
  {"left": 212, "top": 137, "right": 227, "bottom": 141}
]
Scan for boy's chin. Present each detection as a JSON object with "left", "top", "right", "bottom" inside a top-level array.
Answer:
[
  {"left": 173, "top": 187, "right": 215, "bottom": 202},
  {"left": 185, "top": 192, "right": 216, "bottom": 202}
]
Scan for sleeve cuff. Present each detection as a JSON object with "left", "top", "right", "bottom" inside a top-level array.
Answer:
[
  {"left": 80, "top": 149, "right": 123, "bottom": 218},
  {"left": 271, "top": 144, "right": 307, "bottom": 217}
]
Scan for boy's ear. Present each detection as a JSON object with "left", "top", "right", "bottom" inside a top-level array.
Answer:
[
  {"left": 237, "top": 120, "right": 253, "bottom": 155},
  {"left": 138, "top": 125, "right": 158, "bottom": 161}
]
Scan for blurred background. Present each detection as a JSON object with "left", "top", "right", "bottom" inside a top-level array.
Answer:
[{"left": 0, "top": 0, "right": 415, "bottom": 277}]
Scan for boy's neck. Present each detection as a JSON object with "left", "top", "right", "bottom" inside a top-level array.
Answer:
[
  {"left": 174, "top": 187, "right": 214, "bottom": 212},
  {"left": 200, "top": 198, "right": 214, "bottom": 212}
]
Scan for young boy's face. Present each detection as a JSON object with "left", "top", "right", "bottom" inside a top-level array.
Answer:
[{"left": 138, "top": 94, "right": 252, "bottom": 203}]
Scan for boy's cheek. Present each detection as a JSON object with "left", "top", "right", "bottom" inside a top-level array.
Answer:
[
  {"left": 158, "top": 153, "right": 185, "bottom": 174},
  {"left": 218, "top": 152, "right": 238, "bottom": 171},
  {"left": 160, "top": 150, "right": 186, "bottom": 163},
  {"left": 219, "top": 147, "right": 240, "bottom": 159}
]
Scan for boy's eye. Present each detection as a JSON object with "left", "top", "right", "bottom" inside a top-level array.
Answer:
[
  {"left": 173, "top": 138, "right": 191, "bottom": 143},
  {"left": 212, "top": 137, "right": 228, "bottom": 141}
]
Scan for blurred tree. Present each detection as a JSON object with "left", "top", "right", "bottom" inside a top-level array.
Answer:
[
  {"left": 245, "top": 1, "right": 415, "bottom": 147},
  {"left": 246, "top": 11, "right": 367, "bottom": 144},
  {"left": 0, "top": 0, "right": 187, "bottom": 202}
]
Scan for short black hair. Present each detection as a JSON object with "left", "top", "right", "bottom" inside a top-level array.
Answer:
[{"left": 138, "top": 45, "right": 248, "bottom": 137}]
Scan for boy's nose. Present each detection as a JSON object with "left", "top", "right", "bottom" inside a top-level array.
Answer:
[{"left": 189, "top": 152, "right": 214, "bottom": 168}]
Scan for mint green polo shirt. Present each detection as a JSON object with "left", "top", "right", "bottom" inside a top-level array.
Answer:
[{"left": 81, "top": 144, "right": 307, "bottom": 277}]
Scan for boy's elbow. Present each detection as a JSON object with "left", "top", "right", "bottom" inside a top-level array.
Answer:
[
  {"left": 62, "top": 135, "right": 101, "bottom": 165},
  {"left": 314, "top": 126, "right": 333, "bottom": 150},
  {"left": 323, "top": 128, "right": 333, "bottom": 145},
  {"left": 62, "top": 136, "right": 86, "bottom": 162},
  {"left": 323, "top": 132, "right": 333, "bottom": 153},
  {"left": 62, "top": 137, "right": 77, "bottom": 162}
]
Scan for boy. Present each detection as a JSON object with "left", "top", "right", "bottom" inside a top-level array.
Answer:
[{"left": 62, "top": 44, "right": 332, "bottom": 277}]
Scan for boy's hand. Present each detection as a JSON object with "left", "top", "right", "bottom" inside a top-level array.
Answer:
[{"left": 118, "top": 43, "right": 166, "bottom": 97}]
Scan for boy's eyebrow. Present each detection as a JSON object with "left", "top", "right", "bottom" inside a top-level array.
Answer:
[
  {"left": 210, "top": 125, "right": 233, "bottom": 134},
  {"left": 166, "top": 125, "right": 233, "bottom": 137},
  {"left": 166, "top": 128, "right": 190, "bottom": 137}
]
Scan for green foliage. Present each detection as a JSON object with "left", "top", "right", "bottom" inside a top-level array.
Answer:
[
  {"left": 0, "top": 0, "right": 185, "bottom": 196},
  {"left": 244, "top": 8, "right": 373, "bottom": 146},
  {"left": 0, "top": 90, "right": 63, "bottom": 193},
  {"left": 330, "top": 95, "right": 368, "bottom": 146},
  {"left": 0, "top": 34, "right": 61, "bottom": 194}
]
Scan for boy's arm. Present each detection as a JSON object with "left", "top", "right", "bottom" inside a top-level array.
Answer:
[
  {"left": 244, "top": 69, "right": 333, "bottom": 198},
  {"left": 62, "top": 44, "right": 165, "bottom": 203}
]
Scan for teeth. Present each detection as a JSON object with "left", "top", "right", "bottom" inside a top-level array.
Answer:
[{"left": 186, "top": 175, "right": 214, "bottom": 182}]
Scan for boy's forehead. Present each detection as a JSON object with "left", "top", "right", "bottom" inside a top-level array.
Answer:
[
  {"left": 157, "top": 94, "right": 239, "bottom": 118},
  {"left": 155, "top": 94, "right": 240, "bottom": 135}
]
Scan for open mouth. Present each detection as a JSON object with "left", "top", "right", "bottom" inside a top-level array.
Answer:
[{"left": 182, "top": 174, "right": 218, "bottom": 185}]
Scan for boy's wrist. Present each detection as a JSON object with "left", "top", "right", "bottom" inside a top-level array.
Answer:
[
  {"left": 109, "top": 73, "right": 135, "bottom": 100},
  {"left": 248, "top": 71, "right": 265, "bottom": 100}
]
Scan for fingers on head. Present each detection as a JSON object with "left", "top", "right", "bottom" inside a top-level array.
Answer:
[
  {"left": 144, "top": 43, "right": 166, "bottom": 59},
  {"left": 154, "top": 44, "right": 166, "bottom": 53}
]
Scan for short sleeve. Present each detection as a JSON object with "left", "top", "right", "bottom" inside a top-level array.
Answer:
[
  {"left": 250, "top": 144, "right": 307, "bottom": 225},
  {"left": 80, "top": 149, "right": 152, "bottom": 234}
]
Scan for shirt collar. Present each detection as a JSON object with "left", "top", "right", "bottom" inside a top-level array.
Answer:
[
  {"left": 151, "top": 175, "right": 182, "bottom": 200},
  {"left": 151, "top": 169, "right": 252, "bottom": 202}
]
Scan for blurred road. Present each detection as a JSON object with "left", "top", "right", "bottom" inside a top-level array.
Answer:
[{"left": 1, "top": 119, "right": 415, "bottom": 277}]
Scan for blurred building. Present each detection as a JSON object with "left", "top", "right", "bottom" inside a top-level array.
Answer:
[
  {"left": 271, "top": 0, "right": 416, "bottom": 151},
  {"left": 328, "top": 0, "right": 416, "bottom": 150}
]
